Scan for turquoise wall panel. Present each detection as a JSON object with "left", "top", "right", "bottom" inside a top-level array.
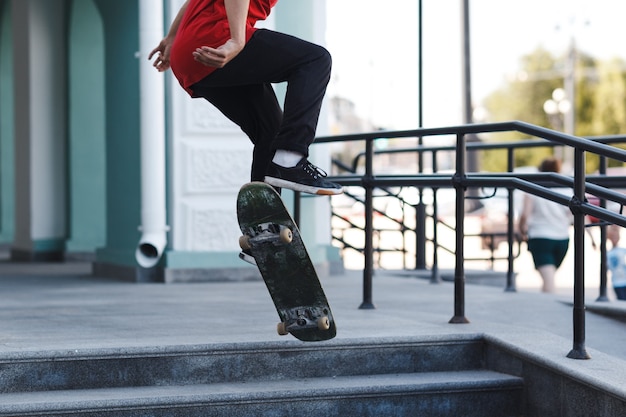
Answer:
[
  {"left": 0, "top": 0, "right": 15, "bottom": 244},
  {"left": 93, "top": 0, "right": 141, "bottom": 264},
  {"left": 67, "top": 0, "right": 106, "bottom": 253}
]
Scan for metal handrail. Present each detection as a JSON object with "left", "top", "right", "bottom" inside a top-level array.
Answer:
[{"left": 310, "top": 120, "right": 626, "bottom": 360}]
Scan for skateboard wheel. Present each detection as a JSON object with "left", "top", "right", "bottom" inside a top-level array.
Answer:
[
  {"left": 317, "top": 316, "right": 330, "bottom": 331},
  {"left": 279, "top": 227, "right": 293, "bottom": 243},
  {"left": 239, "top": 235, "right": 251, "bottom": 250},
  {"left": 277, "top": 322, "right": 289, "bottom": 336}
]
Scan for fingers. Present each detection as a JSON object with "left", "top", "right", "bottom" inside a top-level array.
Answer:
[
  {"left": 148, "top": 39, "right": 172, "bottom": 71},
  {"left": 150, "top": 53, "right": 170, "bottom": 72},
  {"left": 198, "top": 46, "right": 225, "bottom": 58},
  {"left": 148, "top": 41, "right": 171, "bottom": 72},
  {"left": 193, "top": 47, "right": 222, "bottom": 66},
  {"left": 155, "top": 59, "right": 171, "bottom": 72},
  {"left": 192, "top": 46, "right": 230, "bottom": 68}
]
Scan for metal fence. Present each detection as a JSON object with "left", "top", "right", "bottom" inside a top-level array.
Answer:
[{"left": 305, "top": 120, "right": 626, "bottom": 360}]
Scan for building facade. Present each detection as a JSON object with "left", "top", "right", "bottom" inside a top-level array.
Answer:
[{"left": 0, "top": 0, "right": 339, "bottom": 282}]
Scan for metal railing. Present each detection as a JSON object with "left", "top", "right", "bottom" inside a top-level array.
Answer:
[
  {"left": 330, "top": 142, "right": 529, "bottom": 275},
  {"left": 307, "top": 121, "right": 626, "bottom": 360}
]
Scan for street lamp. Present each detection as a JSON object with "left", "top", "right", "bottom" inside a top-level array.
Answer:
[
  {"left": 543, "top": 87, "right": 571, "bottom": 130},
  {"left": 544, "top": 87, "right": 572, "bottom": 163}
]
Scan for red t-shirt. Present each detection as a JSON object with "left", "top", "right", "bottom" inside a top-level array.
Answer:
[{"left": 170, "top": 0, "right": 277, "bottom": 96}]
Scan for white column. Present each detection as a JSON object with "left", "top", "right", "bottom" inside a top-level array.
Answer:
[{"left": 11, "top": 0, "right": 67, "bottom": 260}]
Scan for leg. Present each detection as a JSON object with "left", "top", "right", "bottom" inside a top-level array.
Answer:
[
  {"left": 537, "top": 265, "right": 556, "bottom": 293},
  {"left": 191, "top": 83, "right": 282, "bottom": 182},
  {"left": 528, "top": 238, "right": 557, "bottom": 293},
  {"left": 193, "top": 30, "right": 341, "bottom": 195},
  {"left": 197, "top": 29, "right": 331, "bottom": 155}
]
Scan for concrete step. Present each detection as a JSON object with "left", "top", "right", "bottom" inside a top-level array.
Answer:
[
  {"left": 0, "top": 335, "right": 487, "bottom": 393},
  {"left": 0, "top": 336, "right": 525, "bottom": 416},
  {"left": 0, "top": 370, "right": 524, "bottom": 417}
]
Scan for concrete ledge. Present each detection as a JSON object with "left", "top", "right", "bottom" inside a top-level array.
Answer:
[{"left": 484, "top": 330, "right": 626, "bottom": 416}]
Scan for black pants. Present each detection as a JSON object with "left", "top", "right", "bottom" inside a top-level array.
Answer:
[{"left": 191, "top": 29, "right": 332, "bottom": 182}]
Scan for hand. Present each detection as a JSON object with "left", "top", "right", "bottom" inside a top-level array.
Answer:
[
  {"left": 517, "top": 225, "right": 528, "bottom": 242},
  {"left": 148, "top": 38, "right": 173, "bottom": 72},
  {"left": 192, "top": 39, "right": 244, "bottom": 68}
]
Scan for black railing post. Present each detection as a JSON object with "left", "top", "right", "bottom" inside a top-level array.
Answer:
[
  {"left": 430, "top": 150, "right": 441, "bottom": 283},
  {"left": 597, "top": 155, "right": 609, "bottom": 302},
  {"left": 567, "top": 148, "right": 591, "bottom": 359},
  {"left": 505, "top": 148, "right": 516, "bottom": 292},
  {"left": 360, "top": 138, "right": 376, "bottom": 310},
  {"left": 415, "top": 199, "right": 427, "bottom": 269},
  {"left": 415, "top": 137, "right": 427, "bottom": 270},
  {"left": 598, "top": 222, "right": 609, "bottom": 301},
  {"left": 450, "top": 133, "right": 469, "bottom": 324}
]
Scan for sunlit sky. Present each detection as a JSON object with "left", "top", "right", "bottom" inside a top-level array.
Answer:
[{"left": 326, "top": 0, "right": 626, "bottom": 130}]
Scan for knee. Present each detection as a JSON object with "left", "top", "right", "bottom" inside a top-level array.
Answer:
[
  {"left": 313, "top": 45, "right": 332, "bottom": 78},
  {"left": 320, "top": 46, "right": 332, "bottom": 73}
]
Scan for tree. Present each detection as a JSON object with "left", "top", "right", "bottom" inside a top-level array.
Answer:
[
  {"left": 479, "top": 47, "right": 626, "bottom": 173},
  {"left": 480, "top": 47, "right": 563, "bottom": 171},
  {"left": 590, "top": 58, "right": 626, "bottom": 136}
]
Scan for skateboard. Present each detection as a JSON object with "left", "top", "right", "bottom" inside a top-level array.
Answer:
[{"left": 236, "top": 182, "right": 336, "bottom": 342}]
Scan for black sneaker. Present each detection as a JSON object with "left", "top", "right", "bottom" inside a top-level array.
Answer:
[{"left": 265, "top": 158, "right": 343, "bottom": 195}]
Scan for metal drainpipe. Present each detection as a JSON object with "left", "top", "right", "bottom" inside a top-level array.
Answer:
[{"left": 135, "top": 0, "right": 169, "bottom": 268}]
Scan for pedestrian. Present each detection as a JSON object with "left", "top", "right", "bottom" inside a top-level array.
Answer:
[
  {"left": 149, "top": 0, "right": 343, "bottom": 196},
  {"left": 518, "top": 157, "right": 572, "bottom": 293},
  {"left": 606, "top": 224, "right": 626, "bottom": 300}
]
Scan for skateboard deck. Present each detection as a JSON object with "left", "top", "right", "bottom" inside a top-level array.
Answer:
[{"left": 236, "top": 182, "right": 336, "bottom": 342}]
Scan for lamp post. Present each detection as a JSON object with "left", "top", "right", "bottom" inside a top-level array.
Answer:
[
  {"left": 543, "top": 88, "right": 571, "bottom": 128},
  {"left": 548, "top": 15, "right": 581, "bottom": 170},
  {"left": 543, "top": 87, "right": 572, "bottom": 163}
]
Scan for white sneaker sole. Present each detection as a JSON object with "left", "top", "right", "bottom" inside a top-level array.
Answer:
[{"left": 264, "top": 177, "right": 343, "bottom": 196}]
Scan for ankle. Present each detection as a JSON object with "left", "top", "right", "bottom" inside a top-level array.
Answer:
[{"left": 272, "top": 150, "right": 304, "bottom": 168}]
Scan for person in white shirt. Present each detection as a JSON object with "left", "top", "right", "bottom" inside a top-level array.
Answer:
[
  {"left": 606, "top": 224, "right": 626, "bottom": 300},
  {"left": 518, "top": 157, "right": 572, "bottom": 293}
]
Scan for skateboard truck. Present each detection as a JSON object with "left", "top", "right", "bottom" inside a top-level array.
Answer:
[
  {"left": 276, "top": 306, "right": 331, "bottom": 336},
  {"left": 239, "top": 222, "right": 292, "bottom": 250}
]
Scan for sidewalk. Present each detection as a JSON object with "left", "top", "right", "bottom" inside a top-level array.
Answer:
[{"left": 0, "top": 260, "right": 625, "bottom": 362}]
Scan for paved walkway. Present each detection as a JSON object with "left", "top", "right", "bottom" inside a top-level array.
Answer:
[{"left": 0, "top": 260, "right": 625, "bottom": 363}]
